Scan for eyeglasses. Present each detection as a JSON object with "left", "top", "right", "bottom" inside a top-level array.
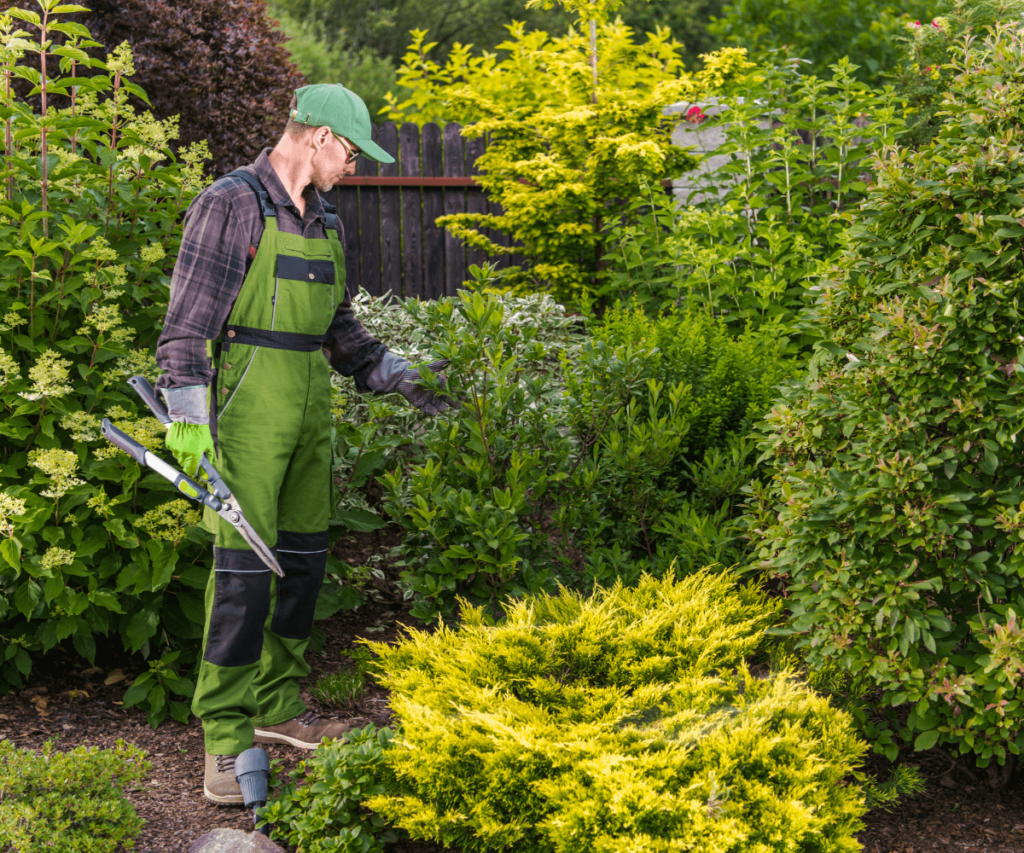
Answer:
[{"left": 332, "top": 132, "right": 361, "bottom": 161}]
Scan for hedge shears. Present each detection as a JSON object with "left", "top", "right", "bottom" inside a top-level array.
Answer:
[{"left": 100, "top": 375, "right": 284, "bottom": 577}]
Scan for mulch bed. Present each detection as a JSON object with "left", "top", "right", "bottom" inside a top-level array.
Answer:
[{"left": 1, "top": 528, "right": 1023, "bottom": 852}]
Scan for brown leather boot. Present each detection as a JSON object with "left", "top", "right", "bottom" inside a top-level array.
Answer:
[
  {"left": 253, "top": 711, "right": 355, "bottom": 749},
  {"left": 203, "top": 752, "right": 244, "bottom": 805}
]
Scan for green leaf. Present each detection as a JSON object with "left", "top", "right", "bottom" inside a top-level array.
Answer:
[
  {"left": 13, "top": 580, "right": 41, "bottom": 618},
  {"left": 332, "top": 509, "right": 385, "bottom": 533},
  {"left": 0, "top": 537, "right": 22, "bottom": 571},
  {"left": 124, "top": 608, "right": 159, "bottom": 653},
  {"left": 148, "top": 541, "right": 179, "bottom": 590},
  {"left": 914, "top": 729, "right": 941, "bottom": 752}
]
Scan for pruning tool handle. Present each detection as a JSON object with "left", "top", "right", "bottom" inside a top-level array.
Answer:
[
  {"left": 128, "top": 374, "right": 171, "bottom": 425},
  {"left": 128, "top": 374, "right": 230, "bottom": 500},
  {"left": 100, "top": 419, "right": 224, "bottom": 513}
]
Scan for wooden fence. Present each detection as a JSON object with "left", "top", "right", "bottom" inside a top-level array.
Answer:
[{"left": 325, "top": 121, "right": 521, "bottom": 300}]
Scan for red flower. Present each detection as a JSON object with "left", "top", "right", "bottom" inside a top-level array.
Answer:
[
  {"left": 932, "top": 19, "right": 941, "bottom": 27},
  {"left": 685, "top": 105, "right": 707, "bottom": 125},
  {"left": 925, "top": 66, "right": 932, "bottom": 73},
  {"left": 914, "top": 20, "right": 922, "bottom": 27}
]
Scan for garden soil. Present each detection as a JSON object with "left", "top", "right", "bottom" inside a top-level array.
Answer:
[{"left": 2, "top": 528, "right": 1024, "bottom": 852}]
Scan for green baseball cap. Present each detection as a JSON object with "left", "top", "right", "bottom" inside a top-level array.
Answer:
[{"left": 290, "top": 83, "right": 395, "bottom": 164}]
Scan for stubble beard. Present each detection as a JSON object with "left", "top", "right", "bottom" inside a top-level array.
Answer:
[{"left": 311, "top": 167, "right": 335, "bottom": 193}]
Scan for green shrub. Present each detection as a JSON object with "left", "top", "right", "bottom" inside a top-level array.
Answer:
[
  {"left": 746, "top": 20, "right": 1024, "bottom": 767},
  {"left": 379, "top": 282, "right": 587, "bottom": 620},
  {"left": 0, "top": 739, "right": 150, "bottom": 852},
  {"left": 366, "top": 571, "right": 868, "bottom": 853},
  {"left": 0, "top": 3, "right": 212, "bottom": 702},
  {"left": 885, "top": 0, "right": 1024, "bottom": 148},
  {"left": 564, "top": 306, "right": 794, "bottom": 585},
  {"left": 260, "top": 723, "right": 398, "bottom": 853},
  {"left": 381, "top": 0, "right": 758, "bottom": 303},
  {"left": 707, "top": 0, "right": 931, "bottom": 85},
  {"left": 602, "top": 58, "right": 904, "bottom": 339},
  {"left": 350, "top": 282, "right": 790, "bottom": 618}
]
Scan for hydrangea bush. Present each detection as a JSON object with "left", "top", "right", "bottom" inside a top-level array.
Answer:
[{"left": 0, "top": 1, "right": 212, "bottom": 713}]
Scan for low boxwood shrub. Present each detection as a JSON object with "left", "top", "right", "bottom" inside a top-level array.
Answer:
[
  {"left": 365, "top": 571, "right": 868, "bottom": 852},
  {"left": 746, "top": 20, "right": 1024, "bottom": 769},
  {"left": 0, "top": 738, "right": 150, "bottom": 852}
]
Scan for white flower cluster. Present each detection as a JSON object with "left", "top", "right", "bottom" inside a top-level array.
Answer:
[{"left": 29, "top": 449, "right": 84, "bottom": 500}]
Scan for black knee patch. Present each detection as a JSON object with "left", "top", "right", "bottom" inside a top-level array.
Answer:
[
  {"left": 204, "top": 548, "right": 273, "bottom": 667},
  {"left": 271, "top": 530, "right": 329, "bottom": 640}
]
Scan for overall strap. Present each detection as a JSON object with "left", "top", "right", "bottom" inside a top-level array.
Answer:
[
  {"left": 318, "top": 192, "right": 340, "bottom": 237},
  {"left": 221, "top": 168, "right": 277, "bottom": 222}
]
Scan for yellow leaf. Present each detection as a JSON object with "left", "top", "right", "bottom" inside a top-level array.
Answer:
[{"left": 104, "top": 668, "right": 126, "bottom": 686}]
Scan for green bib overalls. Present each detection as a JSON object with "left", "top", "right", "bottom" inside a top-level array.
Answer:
[{"left": 191, "top": 170, "right": 344, "bottom": 755}]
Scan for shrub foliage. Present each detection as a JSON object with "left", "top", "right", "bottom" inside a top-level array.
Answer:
[
  {"left": 748, "top": 21, "right": 1024, "bottom": 767},
  {"left": 0, "top": 2, "right": 212, "bottom": 701},
  {"left": 382, "top": 0, "right": 754, "bottom": 303},
  {"left": 69, "top": 0, "right": 305, "bottom": 176},
  {"left": 368, "top": 282, "right": 791, "bottom": 620},
  {"left": 0, "top": 738, "right": 150, "bottom": 852},
  {"left": 366, "top": 572, "right": 868, "bottom": 852}
]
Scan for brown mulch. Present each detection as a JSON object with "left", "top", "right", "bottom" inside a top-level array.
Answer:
[{"left": 2, "top": 528, "right": 1024, "bottom": 852}]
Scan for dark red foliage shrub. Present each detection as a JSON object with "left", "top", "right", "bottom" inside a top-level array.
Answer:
[{"left": 71, "top": 0, "right": 306, "bottom": 176}]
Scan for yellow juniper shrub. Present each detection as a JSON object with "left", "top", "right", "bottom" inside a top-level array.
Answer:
[{"left": 367, "top": 570, "right": 868, "bottom": 852}]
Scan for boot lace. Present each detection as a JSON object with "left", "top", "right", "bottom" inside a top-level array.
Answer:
[
  {"left": 215, "top": 754, "right": 237, "bottom": 775},
  {"left": 297, "top": 710, "right": 320, "bottom": 728}
]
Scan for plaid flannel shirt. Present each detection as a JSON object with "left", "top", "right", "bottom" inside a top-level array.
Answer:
[{"left": 155, "top": 149, "right": 386, "bottom": 391}]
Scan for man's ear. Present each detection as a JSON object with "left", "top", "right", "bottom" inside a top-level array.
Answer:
[{"left": 312, "top": 126, "right": 332, "bottom": 149}]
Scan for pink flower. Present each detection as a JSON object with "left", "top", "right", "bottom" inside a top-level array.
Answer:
[
  {"left": 685, "top": 105, "right": 707, "bottom": 125},
  {"left": 932, "top": 19, "right": 941, "bottom": 27},
  {"left": 925, "top": 66, "right": 932, "bottom": 73},
  {"left": 914, "top": 20, "right": 922, "bottom": 27}
]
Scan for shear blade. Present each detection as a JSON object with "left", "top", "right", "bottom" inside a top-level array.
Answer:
[{"left": 218, "top": 508, "right": 284, "bottom": 577}]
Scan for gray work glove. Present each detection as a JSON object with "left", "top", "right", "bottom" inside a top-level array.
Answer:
[
  {"left": 397, "top": 360, "right": 454, "bottom": 416},
  {"left": 159, "top": 384, "right": 209, "bottom": 424}
]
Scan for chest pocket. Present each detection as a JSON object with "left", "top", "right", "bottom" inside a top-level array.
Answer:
[{"left": 273, "top": 255, "right": 336, "bottom": 336}]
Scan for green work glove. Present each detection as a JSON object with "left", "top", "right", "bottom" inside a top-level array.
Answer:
[{"left": 165, "top": 422, "right": 215, "bottom": 478}]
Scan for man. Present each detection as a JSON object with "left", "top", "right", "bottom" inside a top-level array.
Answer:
[{"left": 154, "top": 83, "right": 449, "bottom": 805}]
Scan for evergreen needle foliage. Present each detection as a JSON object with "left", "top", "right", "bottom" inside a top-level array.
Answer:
[{"left": 366, "top": 571, "right": 868, "bottom": 852}]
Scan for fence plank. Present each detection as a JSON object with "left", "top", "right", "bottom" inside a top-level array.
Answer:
[
  {"left": 400, "top": 123, "right": 423, "bottom": 300},
  {"left": 421, "top": 123, "right": 445, "bottom": 301},
  {"left": 464, "top": 133, "right": 488, "bottom": 272},
  {"left": 378, "top": 122, "right": 401, "bottom": 298},
  {"left": 443, "top": 123, "right": 466, "bottom": 296},
  {"left": 357, "top": 125, "right": 381, "bottom": 296},
  {"left": 333, "top": 183, "right": 360, "bottom": 294},
  {"left": 483, "top": 131, "right": 510, "bottom": 271}
]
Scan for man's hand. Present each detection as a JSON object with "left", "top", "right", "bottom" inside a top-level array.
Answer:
[
  {"left": 397, "top": 360, "right": 454, "bottom": 416},
  {"left": 165, "top": 422, "right": 215, "bottom": 477}
]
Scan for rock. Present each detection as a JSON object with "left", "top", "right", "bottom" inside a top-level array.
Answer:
[{"left": 187, "top": 828, "right": 285, "bottom": 853}]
